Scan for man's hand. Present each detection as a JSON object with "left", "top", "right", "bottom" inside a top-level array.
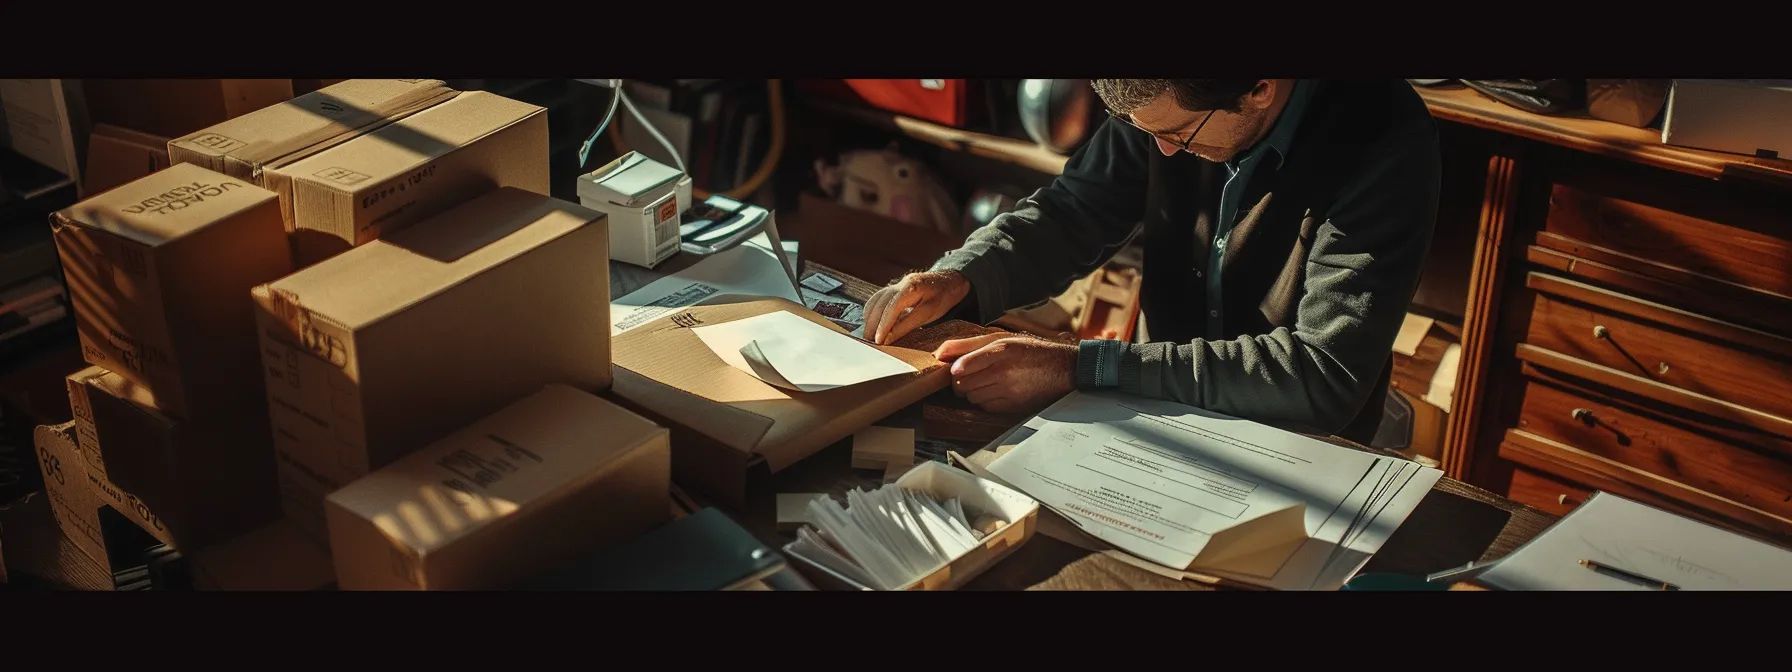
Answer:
[
  {"left": 863, "top": 270, "right": 972, "bottom": 345},
  {"left": 932, "top": 333, "right": 1076, "bottom": 415}
]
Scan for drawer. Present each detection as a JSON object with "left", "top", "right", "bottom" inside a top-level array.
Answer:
[
  {"left": 1505, "top": 465, "right": 1594, "bottom": 517},
  {"left": 1514, "top": 370, "right": 1792, "bottom": 523},
  {"left": 1524, "top": 272, "right": 1792, "bottom": 420},
  {"left": 1499, "top": 429, "right": 1792, "bottom": 541},
  {"left": 1542, "top": 182, "right": 1792, "bottom": 298}
]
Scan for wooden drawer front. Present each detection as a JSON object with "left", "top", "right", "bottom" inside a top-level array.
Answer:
[
  {"left": 1505, "top": 465, "right": 1594, "bottom": 517},
  {"left": 1544, "top": 183, "right": 1792, "bottom": 297},
  {"left": 1525, "top": 273, "right": 1792, "bottom": 419},
  {"left": 1515, "top": 375, "right": 1792, "bottom": 522},
  {"left": 1499, "top": 430, "right": 1792, "bottom": 541}
]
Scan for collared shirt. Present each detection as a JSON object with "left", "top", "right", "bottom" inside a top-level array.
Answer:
[
  {"left": 1082, "top": 79, "right": 1320, "bottom": 387},
  {"left": 1207, "top": 78, "right": 1316, "bottom": 341}
]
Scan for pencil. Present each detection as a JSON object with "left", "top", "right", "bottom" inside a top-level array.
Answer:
[{"left": 1579, "top": 559, "right": 1681, "bottom": 590}]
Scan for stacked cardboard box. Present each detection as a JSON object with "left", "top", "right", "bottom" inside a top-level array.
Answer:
[
  {"left": 38, "top": 79, "right": 680, "bottom": 590},
  {"left": 49, "top": 163, "right": 294, "bottom": 550},
  {"left": 252, "top": 187, "right": 611, "bottom": 544},
  {"left": 164, "top": 79, "right": 463, "bottom": 269},
  {"left": 261, "top": 90, "right": 549, "bottom": 267}
]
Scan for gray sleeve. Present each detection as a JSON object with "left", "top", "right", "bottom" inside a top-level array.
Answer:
[
  {"left": 930, "top": 118, "right": 1151, "bottom": 324},
  {"left": 1116, "top": 123, "right": 1443, "bottom": 436}
]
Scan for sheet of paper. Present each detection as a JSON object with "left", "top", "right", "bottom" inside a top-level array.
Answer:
[
  {"left": 1393, "top": 313, "right": 1434, "bottom": 357},
  {"left": 610, "top": 233, "right": 802, "bottom": 334},
  {"left": 989, "top": 391, "right": 1441, "bottom": 588},
  {"left": 1476, "top": 492, "right": 1792, "bottom": 590},
  {"left": 690, "top": 311, "right": 915, "bottom": 393}
]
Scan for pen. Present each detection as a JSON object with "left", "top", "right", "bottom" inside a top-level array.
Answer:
[{"left": 1579, "top": 559, "right": 1680, "bottom": 591}]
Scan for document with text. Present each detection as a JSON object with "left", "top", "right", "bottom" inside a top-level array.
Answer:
[{"left": 986, "top": 391, "right": 1442, "bottom": 589}]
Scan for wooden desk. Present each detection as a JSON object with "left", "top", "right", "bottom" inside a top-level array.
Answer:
[{"left": 708, "top": 262, "right": 1557, "bottom": 590}]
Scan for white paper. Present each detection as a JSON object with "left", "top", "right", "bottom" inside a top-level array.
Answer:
[
  {"left": 1476, "top": 492, "right": 1792, "bottom": 591},
  {"left": 690, "top": 311, "right": 915, "bottom": 393},
  {"left": 610, "top": 233, "right": 802, "bottom": 334},
  {"left": 989, "top": 391, "right": 1442, "bottom": 589}
]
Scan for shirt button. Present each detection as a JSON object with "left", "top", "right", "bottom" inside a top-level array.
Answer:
[
  {"left": 1209, "top": 310, "right": 1220, "bottom": 318},
  {"left": 1195, "top": 270, "right": 1204, "bottom": 278}
]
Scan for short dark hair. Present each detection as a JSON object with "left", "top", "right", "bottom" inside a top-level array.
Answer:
[{"left": 1091, "top": 79, "right": 1263, "bottom": 115}]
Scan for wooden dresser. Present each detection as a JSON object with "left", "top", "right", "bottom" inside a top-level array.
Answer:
[{"left": 1418, "top": 85, "right": 1792, "bottom": 544}]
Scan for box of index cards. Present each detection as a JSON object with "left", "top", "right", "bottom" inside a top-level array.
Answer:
[{"left": 782, "top": 461, "right": 1038, "bottom": 591}]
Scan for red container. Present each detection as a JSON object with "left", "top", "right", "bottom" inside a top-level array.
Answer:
[{"left": 800, "top": 79, "right": 971, "bottom": 128}]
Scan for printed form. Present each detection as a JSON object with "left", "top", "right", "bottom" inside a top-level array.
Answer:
[{"left": 987, "top": 391, "right": 1442, "bottom": 589}]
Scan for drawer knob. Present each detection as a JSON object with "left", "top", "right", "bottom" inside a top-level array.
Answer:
[
  {"left": 1558, "top": 493, "right": 1582, "bottom": 506},
  {"left": 1572, "top": 408, "right": 1593, "bottom": 422},
  {"left": 1658, "top": 361, "right": 1671, "bottom": 375},
  {"left": 1593, "top": 325, "right": 1610, "bottom": 340}
]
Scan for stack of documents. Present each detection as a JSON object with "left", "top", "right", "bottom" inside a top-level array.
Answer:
[
  {"left": 1474, "top": 492, "right": 1792, "bottom": 590},
  {"left": 985, "top": 391, "right": 1443, "bottom": 590},
  {"left": 789, "top": 486, "right": 989, "bottom": 591}
]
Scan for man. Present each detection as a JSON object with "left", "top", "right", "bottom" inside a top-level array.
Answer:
[{"left": 863, "top": 79, "right": 1441, "bottom": 444}]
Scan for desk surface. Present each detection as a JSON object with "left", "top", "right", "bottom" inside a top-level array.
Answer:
[
  {"left": 707, "top": 261, "right": 1559, "bottom": 590},
  {"left": 1415, "top": 83, "right": 1792, "bottom": 188},
  {"left": 1, "top": 256, "right": 1557, "bottom": 591}
]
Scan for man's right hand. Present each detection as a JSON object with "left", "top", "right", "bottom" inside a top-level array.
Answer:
[{"left": 862, "top": 270, "right": 972, "bottom": 345}]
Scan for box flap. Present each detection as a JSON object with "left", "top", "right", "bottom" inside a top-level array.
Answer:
[
  {"left": 169, "top": 79, "right": 456, "bottom": 168},
  {"left": 258, "top": 187, "right": 601, "bottom": 331},
  {"left": 53, "top": 163, "right": 274, "bottom": 247},
  {"left": 324, "top": 384, "right": 666, "bottom": 556},
  {"left": 270, "top": 91, "right": 542, "bottom": 196},
  {"left": 611, "top": 297, "right": 947, "bottom": 470}
]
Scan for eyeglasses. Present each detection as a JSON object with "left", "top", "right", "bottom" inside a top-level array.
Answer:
[{"left": 1106, "top": 108, "right": 1215, "bottom": 153}]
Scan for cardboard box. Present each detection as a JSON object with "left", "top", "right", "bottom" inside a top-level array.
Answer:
[
  {"left": 81, "top": 79, "right": 294, "bottom": 139},
  {"left": 783, "top": 461, "right": 1039, "bottom": 591},
  {"left": 1662, "top": 79, "right": 1792, "bottom": 159},
  {"left": 609, "top": 298, "right": 949, "bottom": 508},
  {"left": 51, "top": 162, "right": 293, "bottom": 419},
  {"left": 577, "top": 151, "right": 690, "bottom": 269},
  {"left": 33, "top": 421, "right": 111, "bottom": 568},
  {"left": 787, "top": 193, "right": 963, "bottom": 286},
  {"left": 168, "top": 79, "right": 456, "bottom": 185},
  {"left": 252, "top": 188, "right": 610, "bottom": 541},
  {"left": 325, "top": 384, "right": 671, "bottom": 590},
  {"left": 263, "top": 90, "right": 549, "bottom": 268},
  {"left": 187, "top": 519, "right": 335, "bottom": 591},
  {"left": 64, "top": 366, "right": 277, "bottom": 549},
  {"left": 84, "top": 124, "right": 172, "bottom": 196}
]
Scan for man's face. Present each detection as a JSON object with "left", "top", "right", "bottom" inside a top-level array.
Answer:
[{"left": 1125, "top": 83, "right": 1272, "bottom": 162}]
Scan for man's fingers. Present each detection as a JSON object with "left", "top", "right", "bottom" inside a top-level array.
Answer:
[
  {"left": 933, "top": 332, "right": 1007, "bottom": 361},
  {"left": 966, "top": 385, "right": 1008, "bottom": 407},
  {"left": 883, "top": 297, "right": 944, "bottom": 346},
  {"left": 873, "top": 284, "right": 927, "bottom": 345},
  {"left": 952, "top": 369, "right": 1001, "bottom": 396},
  {"left": 862, "top": 286, "right": 896, "bottom": 341},
  {"left": 950, "top": 338, "right": 1020, "bottom": 377}
]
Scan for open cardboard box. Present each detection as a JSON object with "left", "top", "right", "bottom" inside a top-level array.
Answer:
[
  {"left": 609, "top": 297, "right": 951, "bottom": 509},
  {"left": 782, "top": 461, "right": 1039, "bottom": 591}
]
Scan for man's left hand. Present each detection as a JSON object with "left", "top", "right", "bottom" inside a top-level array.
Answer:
[{"left": 932, "top": 333, "right": 1077, "bottom": 415}]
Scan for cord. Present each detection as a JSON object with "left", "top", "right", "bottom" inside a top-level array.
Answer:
[
  {"left": 577, "top": 86, "right": 623, "bottom": 170},
  {"left": 619, "top": 85, "right": 687, "bottom": 174},
  {"left": 607, "top": 79, "right": 786, "bottom": 202}
]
